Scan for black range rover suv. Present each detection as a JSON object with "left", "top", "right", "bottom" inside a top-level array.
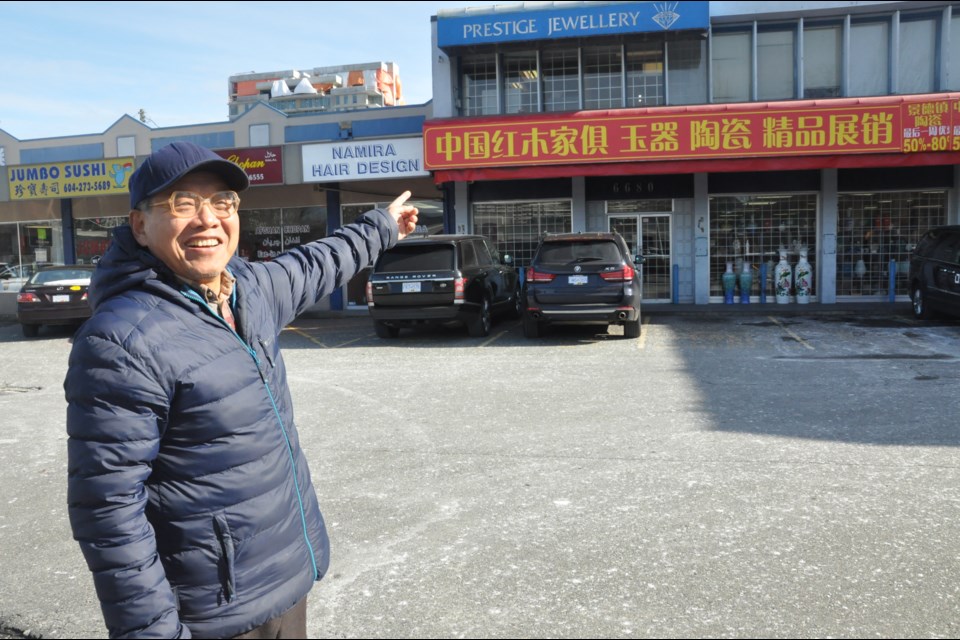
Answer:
[{"left": 366, "top": 234, "right": 522, "bottom": 338}]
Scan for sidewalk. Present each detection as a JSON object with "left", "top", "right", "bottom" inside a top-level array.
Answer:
[{"left": 640, "top": 300, "right": 913, "bottom": 317}]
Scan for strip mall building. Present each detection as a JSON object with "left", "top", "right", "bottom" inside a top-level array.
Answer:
[
  {"left": 2, "top": 1, "right": 960, "bottom": 311},
  {"left": 425, "top": 0, "right": 960, "bottom": 305}
]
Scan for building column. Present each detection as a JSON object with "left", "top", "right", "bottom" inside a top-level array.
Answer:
[
  {"left": 61, "top": 199, "right": 75, "bottom": 265},
  {"left": 454, "top": 181, "right": 470, "bottom": 234},
  {"left": 571, "top": 176, "right": 586, "bottom": 232},
  {"left": 694, "top": 172, "right": 710, "bottom": 304},
  {"left": 820, "top": 168, "right": 838, "bottom": 304},
  {"left": 326, "top": 185, "right": 342, "bottom": 310}
]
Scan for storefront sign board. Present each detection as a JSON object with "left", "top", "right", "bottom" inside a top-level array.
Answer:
[
  {"left": 214, "top": 147, "right": 283, "bottom": 186},
  {"left": 424, "top": 95, "right": 960, "bottom": 170},
  {"left": 8, "top": 157, "right": 135, "bottom": 200},
  {"left": 302, "top": 137, "right": 428, "bottom": 183}
]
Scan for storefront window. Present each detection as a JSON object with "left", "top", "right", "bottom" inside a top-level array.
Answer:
[
  {"left": 836, "top": 191, "right": 946, "bottom": 298},
  {"left": 473, "top": 200, "right": 572, "bottom": 268},
  {"left": 0, "top": 220, "right": 65, "bottom": 290},
  {"left": 803, "top": 23, "right": 841, "bottom": 98},
  {"left": 542, "top": 48, "right": 580, "bottom": 112},
  {"left": 666, "top": 38, "right": 707, "bottom": 105},
  {"left": 75, "top": 217, "right": 126, "bottom": 264},
  {"left": 583, "top": 45, "right": 623, "bottom": 110},
  {"left": 898, "top": 16, "right": 938, "bottom": 94},
  {"left": 709, "top": 194, "right": 817, "bottom": 300},
  {"left": 461, "top": 54, "right": 498, "bottom": 116},
  {"left": 949, "top": 15, "right": 960, "bottom": 90},
  {"left": 849, "top": 20, "right": 889, "bottom": 96},
  {"left": 712, "top": 30, "right": 752, "bottom": 103},
  {"left": 758, "top": 26, "right": 795, "bottom": 101},
  {"left": 625, "top": 42, "right": 664, "bottom": 107},
  {"left": 503, "top": 51, "right": 539, "bottom": 114},
  {"left": 236, "top": 206, "right": 327, "bottom": 263}
]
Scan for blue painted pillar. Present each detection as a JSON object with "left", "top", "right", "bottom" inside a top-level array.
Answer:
[{"left": 326, "top": 185, "right": 343, "bottom": 310}]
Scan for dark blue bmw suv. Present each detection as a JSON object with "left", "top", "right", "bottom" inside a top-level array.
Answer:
[{"left": 522, "top": 232, "right": 644, "bottom": 338}]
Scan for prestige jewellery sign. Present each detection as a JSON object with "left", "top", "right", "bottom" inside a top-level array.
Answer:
[
  {"left": 437, "top": 1, "right": 708, "bottom": 47},
  {"left": 302, "top": 137, "right": 428, "bottom": 183}
]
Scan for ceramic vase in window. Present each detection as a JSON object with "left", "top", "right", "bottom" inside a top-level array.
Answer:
[
  {"left": 722, "top": 261, "right": 737, "bottom": 304},
  {"left": 739, "top": 261, "right": 753, "bottom": 304},
  {"left": 774, "top": 249, "right": 792, "bottom": 304},
  {"left": 794, "top": 248, "right": 813, "bottom": 304}
]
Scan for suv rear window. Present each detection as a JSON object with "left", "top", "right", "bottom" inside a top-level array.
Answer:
[
  {"left": 538, "top": 240, "right": 622, "bottom": 264},
  {"left": 376, "top": 245, "right": 454, "bottom": 271}
]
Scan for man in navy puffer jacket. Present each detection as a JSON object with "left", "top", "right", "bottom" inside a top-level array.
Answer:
[{"left": 64, "top": 141, "right": 419, "bottom": 639}]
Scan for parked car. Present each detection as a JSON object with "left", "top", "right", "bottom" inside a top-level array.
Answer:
[
  {"left": 366, "top": 234, "right": 521, "bottom": 338},
  {"left": 909, "top": 225, "right": 960, "bottom": 320},
  {"left": 16, "top": 265, "right": 96, "bottom": 337},
  {"left": 523, "top": 231, "right": 644, "bottom": 338},
  {"left": 0, "top": 263, "right": 44, "bottom": 291}
]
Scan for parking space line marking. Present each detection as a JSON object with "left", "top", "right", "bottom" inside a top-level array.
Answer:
[
  {"left": 333, "top": 335, "right": 371, "bottom": 348},
  {"left": 768, "top": 316, "right": 815, "bottom": 350},
  {"left": 481, "top": 327, "right": 511, "bottom": 347},
  {"left": 637, "top": 315, "right": 650, "bottom": 350},
  {"left": 286, "top": 326, "right": 328, "bottom": 348}
]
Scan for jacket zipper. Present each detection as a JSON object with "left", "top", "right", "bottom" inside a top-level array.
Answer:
[{"left": 181, "top": 288, "right": 320, "bottom": 579}]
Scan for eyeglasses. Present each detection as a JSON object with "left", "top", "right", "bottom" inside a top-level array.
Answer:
[{"left": 147, "top": 190, "right": 241, "bottom": 219}]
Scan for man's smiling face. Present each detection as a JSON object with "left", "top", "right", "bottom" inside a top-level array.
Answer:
[{"left": 129, "top": 171, "right": 240, "bottom": 288}]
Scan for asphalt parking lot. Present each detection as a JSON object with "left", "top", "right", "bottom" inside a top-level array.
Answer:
[{"left": 1, "top": 304, "right": 958, "bottom": 639}]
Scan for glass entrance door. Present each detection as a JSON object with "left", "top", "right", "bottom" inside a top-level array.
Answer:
[{"left": 609, "top": 214, "right": 672, "bottom": 302}]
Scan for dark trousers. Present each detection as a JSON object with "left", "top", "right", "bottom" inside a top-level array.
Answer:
[{"left": 231, "top": 597, "right": 307, "bottom": 639}]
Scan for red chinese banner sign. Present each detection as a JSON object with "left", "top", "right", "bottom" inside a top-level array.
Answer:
[{"left": 423, "top": 94, "right": 960, "bottom": 170}]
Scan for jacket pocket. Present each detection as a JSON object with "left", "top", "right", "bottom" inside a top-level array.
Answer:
[{"left": 213, "top": 512, "right": 236, "bottom": 604}]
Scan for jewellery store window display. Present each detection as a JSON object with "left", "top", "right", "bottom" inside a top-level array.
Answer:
[
  {"left": 836, "top": 191, "right": 947, "bottom": 298},
  {"left": 709, "top": 194, "right": 818, "bottom": 301}
]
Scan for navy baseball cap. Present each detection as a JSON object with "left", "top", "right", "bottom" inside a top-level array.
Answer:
[{"left": 128, "top": 141, "right": 250, "bottom": 209}]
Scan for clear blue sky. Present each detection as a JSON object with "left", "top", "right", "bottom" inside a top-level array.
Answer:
[{"left": 0, "top": 0, "right": 504, "bottom": 141}]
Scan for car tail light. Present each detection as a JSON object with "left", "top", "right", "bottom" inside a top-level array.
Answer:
[
  {"left": 365, "top": 281, "right": 374, "bottom": 306},
  {"left": 600, "top": 265, "right": 635, "bottom": 282},
  {"left": 526, "top": 267, "right": 556, "bottom": 283},
  {"left": 17, "top": 292, "right": 39, "bottom": 303},
  {"left": 454, "top": 276, "right": 466, "bottom": 304}
]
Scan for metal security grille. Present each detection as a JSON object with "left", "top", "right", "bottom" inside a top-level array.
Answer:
[
  {"left": 836, "top": 191, "right": 947, "bottom": 298},
  {"left": 607, "top": 200, "right": 673, "bottom": 302},
  {"left": 472, "top": 200, "right": 572, "bottom": 268}
]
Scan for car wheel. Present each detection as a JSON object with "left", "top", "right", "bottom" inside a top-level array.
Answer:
[
  {"left": 374, "top": 321, "right": 400, "bottom": 338},
  {"left": 911, "top": 284, "right": 931, "bottom": 320},
  {"left": 468, "top": 296, "right": 492, "bottom": 337},
  {"left": 522, "top": 312, "right": 541, "bottom": 338},
  {"left": 623, "top": 316, "right": 641, "bottom": 338},
  {"left": 21, "top": 323, "right": 39, "bottom": 338}
]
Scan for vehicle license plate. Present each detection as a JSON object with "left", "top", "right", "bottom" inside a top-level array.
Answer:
[
  {"left": 52, "top": 294, "right": 70, "bottom": 303},
  {"left": 568, "top": 275, "right": 588, "bottom": 285},
  {"left": 402, "top": 281, "right": 421, "bottom": 293}
]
